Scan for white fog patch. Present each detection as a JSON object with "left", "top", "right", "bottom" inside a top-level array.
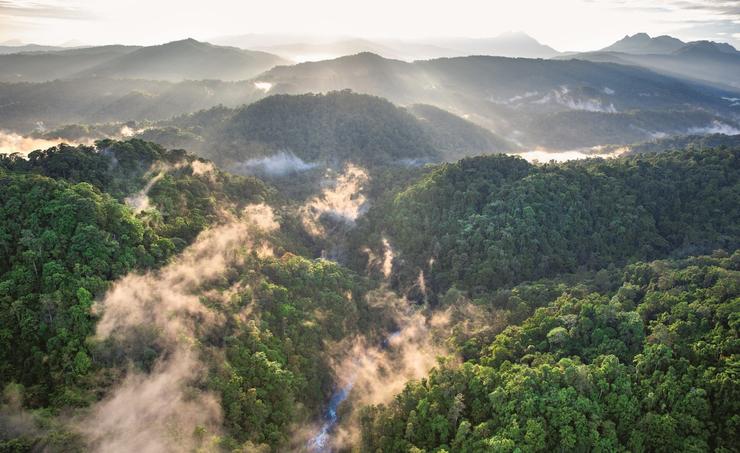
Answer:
[
  {"left": 649, "top": 131, "right": 669, "bottom": 139},
  {"left": 489, "top": 91, "right": 539, "bottom": 105},
  {"left": 535, "top": 86, "right": 618, "bottom": 113},
  {"left": 687, "top": 120, "right": 740, "bottom": 135},
  {"left": 124, "top": 161, "right": 193, "bottom": 214},
  {"left": 509, "top": 91, "right": 539, "bottom": 103},
  {"left": 124, "top": 166, "right": 167, "bottom": 214},
  {"left": 80, "top": 349, "right": 221, "bottom": 453},
  {"left": 80, "top": 204, "right": 278, "bottom": 453},
  {"left": 118, "top": 125, "right": 149, "bottom": 138},
  {"left": 190, "top": 160, "right": 217, "bottom": 177},
  {"left": 603, "top": 87, "right": 615, "bottom": 95},
  {"left": 232, "top": 151, "right": 318, "bottom": 176},
  {"left": 0, "top": 131, "right": 93, "bottom": 156},
  {"left": 398, "top": 157, "right": 431, "bottom": 167},
  {"left": 721, "top": 96, "right": 740, "bottom": 106},
  {"left": 301, "top": 164, "right": 369, "bottom": 236},
  {"left": 119, "top": 126, "right": 135, "bottom": 137},
  {"left": 363, "top": 236, "right": 395, "bottom": 279},
  {"left": 302, "top": 289, "right": 455, "bottom": 451},
  {"left": 381, "top": 238, "right": 395, "bottom": 279},
  {"left": 417, "top": 270, "right": 428, "bottom": 301},
  {"left": 512, "top": 146, "right": 628, "bottom": 163},
  {"left": 254, "top": 81, "right": 273, "bottom": 92}
]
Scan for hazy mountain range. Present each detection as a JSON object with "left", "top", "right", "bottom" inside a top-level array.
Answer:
[
  {"left": 2, "top": 31, "right": 736, "bottom": 90},
  {"left": 215, "top": 31, "right": 560, "bottom": 61},
  {"left": 0, "top": 39, "right": 287, "bottom": 82},
  {"left": 600, "top": 33, "right": 686, "bottom": 54},
  {"left": 563, "top": 33, "right": 740, "bottom": 90},
  {"left": 252, "top": 52, "right": 738, "bottom": 147},
  {"left": 0, "top": 33, "right": 737, "bottom": 151},
  {"left": 0, "top": 43, "right": 76, "bottom": 55}
]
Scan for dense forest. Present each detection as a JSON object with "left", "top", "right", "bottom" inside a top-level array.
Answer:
[
  {"left": 359, "top": 253, "right": 739, "bottom": 452},
  {"left": 353, "top": 148, "right": 738, "bottom": 299},
  {"left": 0, "top": 134, "right": 738, "bottom": 452},
  {"left": 27, "top": 92, "right": 515, "bottom": 175},
  {"left": 0, "top": 14, "right": 739, "bottom": 451}
]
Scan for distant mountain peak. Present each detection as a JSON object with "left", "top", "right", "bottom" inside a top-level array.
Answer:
[
  {"left": 628, "top": 32, "right": 650, "bottom": 40},
  {"left": 352, "top": 51, "right": 383, "bottom": 57},
  {"left": 675, "top": 40, "right": 739, "bottom": 56},
  {"left": 431, "top": 32, "right": 559, "bottom": 58},
  {"left": 602, "top": 33, "right": 685, "bottom": 54},
  {"left": 67, "top": 38, "right": 287, "bottom": 82},
  {"left": 161, "top": 38, "right": 208, "bottom": 47},
  {"left": 333, "top": 51, "right": 400, "bottom": 64}
]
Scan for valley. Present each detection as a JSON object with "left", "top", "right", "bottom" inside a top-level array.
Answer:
[{"left": 0, "top": 11, "right": 739, "bottom": 453}]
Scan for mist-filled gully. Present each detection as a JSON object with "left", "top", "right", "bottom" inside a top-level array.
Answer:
[
  {"left": 82, "top": 204, "right": 279, "bottom": 452},
  {"left": 1, "top": 14, "right": 739, "bottom": 451},
  {"left": 301, "top": 166, "right": 445, "bottom": 451},
  {"left": 307, "top": 330, "right": 402, "bottom": 452},
  {"left": 85, "top": 162, "right": 447, "bottom": 452}
]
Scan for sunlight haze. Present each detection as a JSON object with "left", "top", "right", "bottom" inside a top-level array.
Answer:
[{"left": 1, "top": 0, "right": 738, "bottom": 50}]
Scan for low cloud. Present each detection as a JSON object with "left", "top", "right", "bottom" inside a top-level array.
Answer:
[
  {"left": 687, "top": 120, "right": 740, "bottom": 135},
  {"left": 535, "top": 86, "right": 618, "bottom": 113},
  {"left": 123, "top": 163, "right": 175, "bottom": 214},
  {"left": 190, "top": 160, "right": 217, "bottom": 177},
  {"left": 253, "top": 81, "right": 273, "bottom": 92},
  {"left": 302, "top": 289, "right": 457, "bottom": 451},
  {"left": 0, "top": 131, "right": 93, "bottom": 156},
  {"left": 79, "top": 204, "right": 279, "bottom": 453},
  {"left": 301, "top": 164, "right": 369, "bottom": 236},
  {"left": 362, "top": 236, "right": 395, "bottom": 279},
  {"left": 231, "top": 151, "right": 318, "bottom": 177}
]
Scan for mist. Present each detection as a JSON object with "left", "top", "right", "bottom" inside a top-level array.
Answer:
[
  {"left": 534, "top": 87, "right": 617, "bottom": 113},
  {"left": 512, "top": 146, "right": 628, "bottom": 163},
  {"left": 79, "top": 204, "right": 279, "bottom": 452},
  {"left": 304, "top": 288, "right": 455, "bottom": 451},
  {"left": 1, "top": 4, "right": 738, "bottom": 451},
  {"left": 301, "top": 164, "right": 369, "bottom": 237},
  {"left": 0, "top": 131, "right": 93, "bottom": 156},
  {"left": 230, "top": 151, "right": 318, "bottom": 177},
  {"left": 124, "top": 165, "right": 168, "bottom": 214},
  {"left": 687, "top": 121, "right": 740, "bottom": 136}
]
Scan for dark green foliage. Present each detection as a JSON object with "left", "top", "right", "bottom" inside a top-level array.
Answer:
[
  {"left": 0, "top": 138, "right": 271, "bottom": 407},
  {"left": 360, "top": 253, "right": 740, "bottom": 452},
  {"left": 0, "top": 171, "right": 173, "bottom": 406},
  {"left": 377, "top": 148, "right": 739, "bottom": 297},
  {"left": 1, "top": 139, "right": 272, "bottom": 247},
  {"left": 399, "top": 104, "right": 516, "bottom": 159},
  {"left": 206, "top": 254, "right": 387, "bottom": 449},
  {"left": 1, "top": 127, "right": 738, "bottom": 453},
  {"left": 216, "top": 91, "right": 439, "bottom": 166}
]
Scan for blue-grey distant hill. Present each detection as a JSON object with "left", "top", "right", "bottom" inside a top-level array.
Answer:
[
  {"left": 562, "top": 33, "right": 740, "bottom": 90},
  {"left": 0, "top": 39, "right": 287, "bottom": 83}
]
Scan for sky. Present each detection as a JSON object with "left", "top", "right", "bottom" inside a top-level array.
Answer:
[{"left": 1, "top": 0, "right": 739, "bottom": 51}]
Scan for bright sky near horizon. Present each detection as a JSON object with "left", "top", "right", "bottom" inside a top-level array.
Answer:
[{"left": 1, "top": 0, "right": 738, "bottom": 51}]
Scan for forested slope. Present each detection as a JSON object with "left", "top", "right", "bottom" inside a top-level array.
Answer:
[
  {"left": 0, "top": 170, "right": 174, "bottom": 406},
  {"left": 359, "top": 253, "right": 740, "bottom": 452},
  {"left": 1, "top": 139, "right": 738, "bottom": 452},
  {"left": 356, "top": 148, "right": 739, "bottom": 298},
  {"left": 0, "top": 139, "right": 388, "bottom": 451},
  {"left": 1, "top": 139, "right": 272, "bottom": 247}
]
